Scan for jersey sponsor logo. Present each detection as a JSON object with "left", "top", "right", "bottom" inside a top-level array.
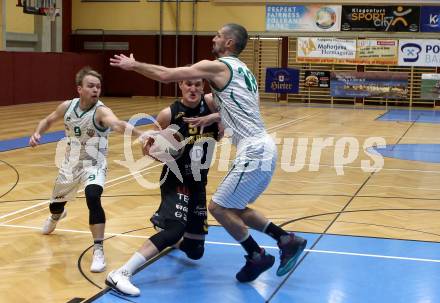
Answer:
[
  {"left": 87, "top": 128, "right": 95, "bottom": 137},
  {"left": 174, "top": 112, "right": 185, "bottom": 120},
  {"left": 175, "top": 204, "right": 188, "bottom": 213}
]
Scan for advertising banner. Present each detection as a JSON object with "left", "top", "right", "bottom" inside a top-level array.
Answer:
[
  {"left": 420, "top": 7, "right": 440, "bottom": 32},
  {"left": 265, "top": 68, "right": 300, "bottom": 94},
  {"left": 330, "top": 72, "right": 408, "bottom": 98},
  {"left": 266, "top": 5, "right": 341, "bottom": 32},
  {"left": 356, "top": 39, "right": 398, "bottom": 65},
  {"left": 421, "top": 74, "right": 440, "bottom": 99},
  {"left": 341, "top": 6, "right": 419, "bottom": 32},
  {"left": 304, "top": 71, "right": 330, "bottom": 88},
  {"left": 398, "top": 39, "right": 440, "bottom": 67},
  {"left": 297, "top": 37, "right": 356, "bottom": 64}
]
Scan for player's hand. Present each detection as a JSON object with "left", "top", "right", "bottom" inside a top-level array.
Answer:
[
  {"left": 110, "top": 53, "right": 136, "bottom": 70},
  {"left": 139, "top": 130, "right": 159, "bottom": 157},
  {"left": 29, "top": 133, "right": 41, "bottom": 147},
  {"left": 183, "top": 113, "right": 219, "bottom": 133}
]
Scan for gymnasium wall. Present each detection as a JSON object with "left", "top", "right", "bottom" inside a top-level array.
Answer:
[
  {"left": 0, "top": 52, "right": 104, "bottom": 106},
  {"left": 68, "top": 1, "right": 264, "bottom": 99},
  {"left": 0, "top": 1, "right": 3, "bottom": 49},
  {"left": 70, "top": 34, "right": 214, "bottom": 97},
  {"left": 71, "top": 1, "right": 265, "bottom": 32},
  {"left": 6, "top": 1, "right": 34, "bottom": 34}
]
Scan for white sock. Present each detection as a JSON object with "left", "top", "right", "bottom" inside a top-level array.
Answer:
[
  {"left": 119, "top": 252, "right": 147, "bottom": 275},
  {"left": 93, "top": 243, "right": 103, "bottom": 252}
]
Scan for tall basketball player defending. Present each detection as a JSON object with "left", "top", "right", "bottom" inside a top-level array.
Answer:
[
  {"left": 29, "top": 67, "right": 143, "bottom": 273},
  {"left": 110, "top": 23, "right": 307, "bottom": 291}
]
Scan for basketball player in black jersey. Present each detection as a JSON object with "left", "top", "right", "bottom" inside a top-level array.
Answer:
[{"left": 106, "top": 78, "right": 220, "bottom": 296}]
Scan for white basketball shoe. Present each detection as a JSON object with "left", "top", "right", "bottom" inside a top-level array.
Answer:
[
  {"left": 41, "top": 210, "right": 67, "bottom": 235},
  {"left": 90, "top": 248, "right": 106, "bottom": 273},
  {"left": 106, "top": 270, "right": 140, "bottom": 296}
]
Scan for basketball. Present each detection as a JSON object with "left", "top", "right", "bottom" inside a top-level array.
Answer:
[{"left": 142, "top": 128, "right": 185, "bottom": 162}]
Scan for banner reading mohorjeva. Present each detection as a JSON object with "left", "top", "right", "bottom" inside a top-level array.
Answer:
[
  {"left": 399, "top": 39, "right": 440, "bottom": 67},
  {"left": 266, "top": 5, "right": 341, "bottom": 32},
  {"left": 330, "top": 72, "right": 408, "bottom": 98},
  {"left": 341, "top": 6, "right": 419, "bottom": 32},
  {"left": 297, "top": 37, "right": 356, "bottom": 64}
]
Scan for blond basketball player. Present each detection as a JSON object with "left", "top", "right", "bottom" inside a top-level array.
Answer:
[
  {"left": 109, "top": 23, "right": 306, "bottom": 294},
  {"left": 29, "top": 67, "right": 143, "bottom": 273}
]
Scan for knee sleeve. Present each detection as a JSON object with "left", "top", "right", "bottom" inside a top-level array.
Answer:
[
  {"left": 49, "top": 202, "right": 66, "bottom": 214},
  {"left": 150, "top": 220, "right": 185, "bottom": 252},
  {"left": 179, "top": 238, "right": 205, "bottom": 260},
  {"left": 85, "top": 184, "right": 105, "bottom": 225}
]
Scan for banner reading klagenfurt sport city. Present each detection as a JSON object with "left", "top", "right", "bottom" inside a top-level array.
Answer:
[
  {"left": 398, "top": 39, "right": 440, "bottom": 67},
  {"left": 421, "top": 74, "right": 440, "bottom": 99},
  {"left": 356, "top": 39, "right": 398, "bottom": 65},
  {"left": 297, "top": 37, "right": 356, "bottom": 64},
  {"left": 266, "top": 5, "right": 341, "bottom": 32},
  {"left": 341, "top": 5, "right": 419, "bottom": 32},
  {"left": 330, "top": 72, "right": 408, "bottom": 98}
]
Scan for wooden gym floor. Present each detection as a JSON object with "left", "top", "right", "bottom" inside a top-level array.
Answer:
[{"left": 1, "top": 98, "right": 440, "bottom": 302}]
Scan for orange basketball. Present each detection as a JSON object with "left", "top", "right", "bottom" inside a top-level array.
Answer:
[{"left": 142, "top": 128, "right": 184, "bottom": 162}]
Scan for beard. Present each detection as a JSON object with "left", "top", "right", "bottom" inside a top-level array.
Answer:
[{"left": 212, "top": 44, "right": 225, "bottom": 58}]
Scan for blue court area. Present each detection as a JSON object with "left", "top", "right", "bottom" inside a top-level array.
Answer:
[
  {"left": 377, "top": 109, "right": 440, "bottom": 123},
  {"left": 0, "top": 117, "right": 154, "bottom": 152},
  {"left": 373, "top": 109, "right": 440, "bottom": 163},
  {"left": 91, "top": 226, "right": 440, "bottom": 303},
  {"left": 373, "top": 144, "right": 440, "bottom": 163}
]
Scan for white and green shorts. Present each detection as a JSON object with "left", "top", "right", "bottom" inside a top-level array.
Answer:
[
  {"left": 51, "top": 164, "right": 107, "bottom": 203},
  {"left": 212, "top": 135, "right": 277, "bottom": 210}
]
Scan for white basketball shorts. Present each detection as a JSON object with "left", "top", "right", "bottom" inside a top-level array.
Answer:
[
  {"left": 51, "top": 163, "right": 107, "bottom": 203},
  {"left": 212, "top": 135, "right": 277, "bottom": 209}
]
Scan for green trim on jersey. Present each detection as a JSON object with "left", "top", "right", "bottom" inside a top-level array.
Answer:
[
  {"left": 230, "top": 90, "right": 251, "bottom": 118},
  {"left": 92, "top": 105, "right": 108, "bottom": 132},
  {"left": 64, "top": 100, "right": 74, "bottom": 119},
  {"left": 212, "top": 58, "right": 233, "bottom": 92},
  {"left": 73, "top": 101, "right": 95, "bottom": 118}
]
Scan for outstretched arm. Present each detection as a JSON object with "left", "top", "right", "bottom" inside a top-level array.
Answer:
[
  {"left": 95, "top": 106, "right": 143, "bottom": 138},
  {"left": 109, "top": 53, "right": 228, "bottom": 88},
  {"left": 29, "top": 100, "right": 70, "bottom": 147},
  {"left": 183, "top": 93, "right": 221, "bottom": 128}
]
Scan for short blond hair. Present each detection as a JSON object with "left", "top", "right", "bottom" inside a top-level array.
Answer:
[{"left": 75, "top": 66, "right": 102, "bottom": 86}]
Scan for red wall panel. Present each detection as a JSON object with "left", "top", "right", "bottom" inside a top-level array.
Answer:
[
  {"left": 0, "top": 52, "right": 14, "bottom": 106},
  {"left": 0, "top": 52, "right": 104, "bottom": 106},
  {"left": 0, "top": 34, "right": 219, "bottom": 106}
]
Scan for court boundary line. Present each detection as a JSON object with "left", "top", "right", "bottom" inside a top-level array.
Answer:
[{"left": 2, "top": 221, "right": 439, "bottom": 265}]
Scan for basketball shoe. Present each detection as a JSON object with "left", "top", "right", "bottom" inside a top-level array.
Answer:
[{"left": 41, "top": 210, "right": 67, "bottom": 235}]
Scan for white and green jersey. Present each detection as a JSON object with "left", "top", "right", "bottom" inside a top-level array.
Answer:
[
  {"left": 63, "top": 98, "right": 109, "bottom": 167},
  {"left": 211, "top": 56, "right": 266, "bottom": 146}
]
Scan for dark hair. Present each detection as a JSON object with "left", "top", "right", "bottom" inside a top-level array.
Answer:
[
  {"left": 223, "top": 23, "right": 248, "bottom": 55},
  {"left": 75, "top": 66, "right": 102, "bottom": 86}
]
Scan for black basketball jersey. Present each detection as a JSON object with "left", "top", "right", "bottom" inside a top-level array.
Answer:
[{"left": 162, "top": 95, "right": 219, "bottom": 184}]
